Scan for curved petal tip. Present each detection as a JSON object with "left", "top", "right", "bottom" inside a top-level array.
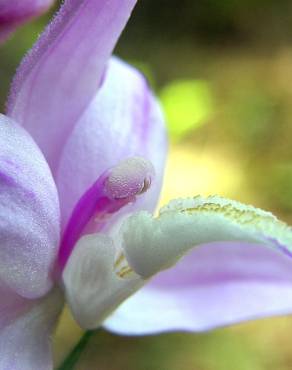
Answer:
[{"left": 0, "top": 0, "right": 54, "bottom": 43}]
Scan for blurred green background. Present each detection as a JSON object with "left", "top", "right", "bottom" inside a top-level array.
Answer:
[{"left": 2, "top": 1, "right": 292, "bottom": 369}]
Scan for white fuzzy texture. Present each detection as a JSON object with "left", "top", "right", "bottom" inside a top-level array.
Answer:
[
  {"left": 121, "top": 195, "right": 292, "bottom": 278},
  {"left": 63, "top": 233, "right": 144, "bottom": 329}
]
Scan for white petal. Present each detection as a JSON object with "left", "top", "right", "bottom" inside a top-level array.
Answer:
[
  {"left": 62, "top": 234, "right": 143, "bottom": 329},
  {"left": 121, "top": 195, "right": 292, "bottom": 278}
]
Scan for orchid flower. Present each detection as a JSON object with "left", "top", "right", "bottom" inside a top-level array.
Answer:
[
  {"left": 2, "top": 0, "right": 292, "bottom": 369},
  {"left": 0, "top": 0, "right": 55, "bottom": 43}
]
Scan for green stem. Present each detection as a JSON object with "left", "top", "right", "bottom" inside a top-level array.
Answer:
[{"left": 56, "top": 330, "right": 94, "bottom": 370}]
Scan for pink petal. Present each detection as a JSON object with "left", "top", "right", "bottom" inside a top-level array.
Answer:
[
  {"left": 7, "top": 0, "right": 137, "bottom": 172},
  {"left": 0, "top": 0, "right": 54, "bottom": 43},
  {"left": 0, "top": 114, "right": 60, "bottom": 298},
  {"left": 0, "top": 283, "right": 31, "bottom": 332},
  {"left": 104, "top": 242, "right": 292, "bottom": 334},
  {"left": 56, "top": 58, "right": 167, "bottom": 229},
  {"left": 0, "top": 286, "right": 63, "bottom": 370}
]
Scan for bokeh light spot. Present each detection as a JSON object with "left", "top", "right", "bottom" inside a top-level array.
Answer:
[{"left": 159, "top": 79, "right": 213, "bottom": 139}]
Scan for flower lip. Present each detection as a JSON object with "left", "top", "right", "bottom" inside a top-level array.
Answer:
[
  {"left": 104, "top": 157, "right": 155, "bottom": 200},
  {"left": 121, "top": 195, "right": 292, "bottom": 279}
]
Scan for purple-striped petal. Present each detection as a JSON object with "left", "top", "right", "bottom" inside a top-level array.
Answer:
[
  {"left": 0, "top": 114, "right": 60, "bottom": 298},
  {"left": 0, "top": 0, "right": 54, "bottom": 42},
  {"left": 7, "top": 0, "right": 137, "bottom": 172},
  {"left": 53, "top": 58, "right": 167, "bottom": 230},
  {"left": 104, "top": 241, "right": 292, "bottom": 334}
]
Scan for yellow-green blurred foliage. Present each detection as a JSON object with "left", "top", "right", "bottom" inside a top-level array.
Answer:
[
  {"left": 159, "top": 79, "right": 213, "bottom": 138},
  {"left": 2, "top": 1, "right": 292, "bottom": 369}
]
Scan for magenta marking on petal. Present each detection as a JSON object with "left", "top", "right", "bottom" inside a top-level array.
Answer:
[
  {"left": 0, "top": 171, "right": 15, "bottom": 186},
  {"left": 58, "top": 171, "right": 129, "bottom": 270},
  {"left": 58, "top": 157, "right": 155, "bottom": 271},
  {"left": 265, "top": 236, "right": 292, "bottom": 259}
]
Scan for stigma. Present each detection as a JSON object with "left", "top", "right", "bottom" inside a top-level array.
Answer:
[{"left": 104, "top": 157, "right": 155, "bottom": 200}]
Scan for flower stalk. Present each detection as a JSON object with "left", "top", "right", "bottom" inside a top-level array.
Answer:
[{"left": 56, "top": 331, "right": 94, "bottom": 370}]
